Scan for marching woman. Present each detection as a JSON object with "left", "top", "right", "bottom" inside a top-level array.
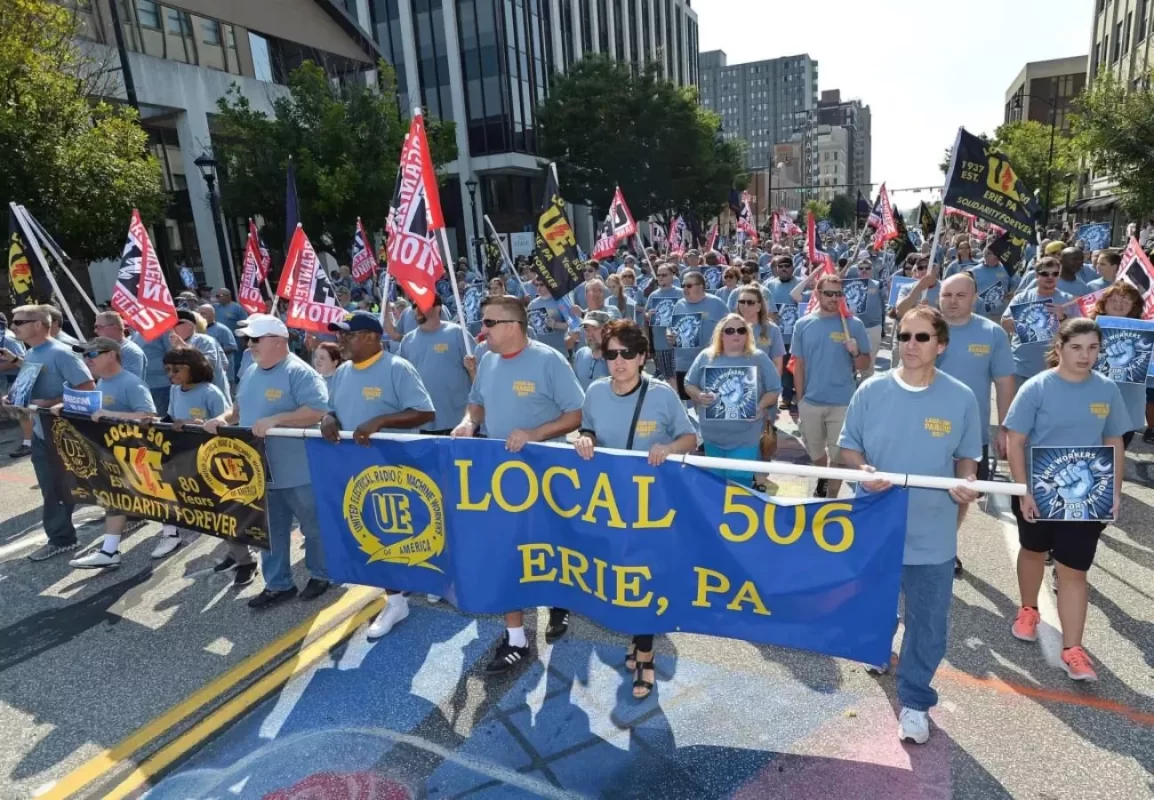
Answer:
[
  {"left": 734, "top": 286, "right": 786, "bottom": 375},
  {"left": 1004, "top": 317, "right": 1129, "bottom": 682},
  {"left": 574, "top": 319, "right": 696, "bottom": 699},
  {"left": 684, "top": 313, "right": 781, "bottom": 488},
  {"left": 312, "top": 342, "right": 344, "bottom": 393},
  {"left": 1085, "top": 282, "right": 1146, "bottom": 448},
  {"left": 838, "top": 306, "right": 982, "bottom": 744},
  {"left": 716, "top": 266, "right": 742, "bottom": 306}
]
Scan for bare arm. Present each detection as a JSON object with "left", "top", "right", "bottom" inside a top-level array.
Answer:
[
  {"left": 853, "top": 353, "right": 872, "bottom": 373},
  {"left": 793, "top": 357, "right": 805, "bottom": 400},
  {"left": 530, "top": 409, "right": 582, "bottom": 442},
  {"left": 993, "top": 376, "right": 1016, "bottom": 426}
]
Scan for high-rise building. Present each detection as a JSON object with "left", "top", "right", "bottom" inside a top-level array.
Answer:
[
  {"left": 814, "top": 90, "right": 871, "bottom": 199},
  {"left": 344, "top": 0, "right": 699, "bottom": 256},
  {"left": 697, "top": 50, "right": 819, "bottom": 172},
  {"left": 814, "top": 125, "right": 849, "bottom": 204},
  {"left": 1004, "top": 57, "right": 1086, "bottom": 133}
]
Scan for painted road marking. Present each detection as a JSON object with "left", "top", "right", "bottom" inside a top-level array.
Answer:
[
  {"left": 37, "top": 585, "right": 382, "bottom": 800},
  {"left": 101, "top": 596, "right": 388, "bottom": 799}
]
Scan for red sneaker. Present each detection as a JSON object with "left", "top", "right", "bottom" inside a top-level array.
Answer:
[
  {"left": 1061, "top": 646, "right": 1098, "bottom": 682},
  {"left": 1011, "top": 607, "right": 1040, "bottom": 642}
]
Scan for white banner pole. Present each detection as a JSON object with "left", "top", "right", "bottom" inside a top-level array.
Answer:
[
  {"left": 483, "top": 214, "right": 533, "bottom": 298},
  {"left": 11, "top": 202, "right": 84, "bottom": 337},
  {"left": 18, "top": 206, "right": 101, "bottom": 315},
  {"left": 435, "top": 228, "right": 474, "bottom": 355}
]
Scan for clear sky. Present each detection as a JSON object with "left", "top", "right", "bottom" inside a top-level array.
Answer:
[{"left": 696, "top": 0, "right": 1092, "bottom": 207}]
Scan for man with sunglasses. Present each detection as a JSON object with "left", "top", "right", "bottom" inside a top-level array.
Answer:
[
  {"left": 1000, "top": 255, "right": 1080, "bottom": 387},
  {"left": 766, "top": 256, "right": 803, "bottom": 408},
  {"left": 668, "top": 271, "right": 730, "bottom": 408},
  {"left": 204, "top": 314, "right": 331, "bottom": 609},
  {"left": 894, "top": 256, "right": 942, "bottom": 319},
  {"left": 2, "top": 305, "right": 95, "bottom": 561},
  {"left": 791, "top": 275, "right": 872, "bottom": 498},
  {"left": 63, "top": 338, "right": 158, "bottom": 569},
  {"left": 645, "top": 265, "right": 683, "bottom": 387},
  {"left": 452, "top": 295, "right": 584, "bottom": 673},
  {"left": 322, "top": 311, "right": 435, "bottom": 636},
  {"left": 842, "top": 259, "right": 885, "bottom": 375}
]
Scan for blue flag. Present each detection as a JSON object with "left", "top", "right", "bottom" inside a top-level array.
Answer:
[{"left": 305, "top": 437, "right": 909, "bottom": 665}]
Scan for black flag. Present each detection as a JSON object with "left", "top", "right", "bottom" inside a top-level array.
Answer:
[
  {"left": 531, "top": 166, "right": 582, "bottom": 299},
  {"left": 988, "top": 230, "right": 1028, "bottom": 270},
  {"left": 942, "top": 128, "right": 1040, "bottom": 242},
  {"left": 918, "top": 202, "right": 936, "bottom": 238},
  {"left": 891, "top": 207, "right": 916, "bottom": 264},
  {"left": 856, "top": 191, "right": 871, "bottom": 223}
]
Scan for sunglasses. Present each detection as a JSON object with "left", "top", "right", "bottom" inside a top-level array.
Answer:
[
  {"left": 684, "top": 283, "right": 704, "bottom": 290},
  {"left": 1036, "top": 271, "right": 1059, "bottom": 278},
  {"left": 737, "top": 299, "right": 759, "bottom": 306},
  {"left": 897, "top": 332, "right": 936, "bottom": 343},
  {"left": 83, "top": 350, "right": 107, "bottom": 359},
  {"left": 604, "top": 348, "right": 639, "bottom": 360},
  {"left": 10, "top": 319, "right": 36, "bottom": 326},
  {"left": 723, "top": 326, "right": 749, "bottom": 336},
  {"left": 481, "top": 318, "right": 519, "bottom": 328},
  {"left": 820, "top": 290, "right": 843, "bottom": 298}
]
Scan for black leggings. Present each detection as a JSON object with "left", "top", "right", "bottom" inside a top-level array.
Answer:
[{"left": 632, "top": 634, "right": 654, "bottom": 651}]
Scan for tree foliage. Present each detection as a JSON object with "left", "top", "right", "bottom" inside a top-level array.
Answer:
[
  {"left": 214, "top": 61, "right": 457, "bottom": 258},
  {"left": 0, "top": 0, "right": 166, "bottom": 260},
  {"left": 803, "top": 199, "right": 831, "bottom": 221},
  {"left": 536, "top": 56, "right": 746, "bottom": 223},
  {"left": 1072, "top": 71, "right": 1154, "bottom": 217},
  {"left": 828, "top": 194, "right": 855, "bottom": 228}
]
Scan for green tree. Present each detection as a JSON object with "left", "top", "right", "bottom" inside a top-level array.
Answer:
[
  {"left": 536, "top": 56, "right": 746, "bottom": 223},
  {"left": 803, "top": 199, "right": 831, "bottom": 222},
  {"left": 828, "top": 194, "right": 855, "bottom": 228},
  {"left": 1072, "top": 71, "right": 1154, "bottom": 217},
  {"left": 214, "top": 61, "right": 456, "bottom": 259},
  {"left": 0, "top": 0, "right": 165, "bottom": 261}
]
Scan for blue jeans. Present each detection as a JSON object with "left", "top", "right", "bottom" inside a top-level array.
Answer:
[
  {"left": 781, "top": 343, "right": 795, "bottom": 404},
  {"left": 897, "top": 560, "right": 955, "bottom": 711},
  {"left": 703, "top": 443, "right": 759, "bottom": 485},
  {"left": 149, "top": 386, "right": 171, "bottom": 415},
  {"left": 260, "top": 485, "right": 329, "bottom": 591},
  {"left": 31, "top": 436, "right": 76, "bottom": 546}
]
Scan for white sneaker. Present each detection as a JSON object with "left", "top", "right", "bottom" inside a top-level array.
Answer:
[
  {"left": 150, "top": 532, "right": 182, "bottom": 559},
  {"left": 70, "top": 550, "right": 121, "bottom": 569},
  {"left": 426, "top": 594, "right": 442, "bottom": 604},
  {"left": 865, "top": 661, "right": 890, "bottom": 675},
  {"left": 367, "top": 595, "right": 409, "bottom": 639},
  {"left": 898, "top": 707, "right": 930, "bottom": 744}
]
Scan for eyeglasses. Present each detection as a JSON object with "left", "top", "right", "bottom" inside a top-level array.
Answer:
[
  {"left": 604, "top": 347, "right": 639, "bottom": 360},
  {"left": 737, "top": 299, "right": 759, "bottom": 306},
  {"left": 897, "top": 332, "right": 936, "bottom": 343},
  {"left": 1036, "top": 271, "right": 1059, "bottom": 278},
  {"left": 83, "top": 350, "right": 106, "bottom": 359},
  {"left": 722, "top": 326, "right": 749, "bottom": 336},
  {"left": 684, "top": 283, "right": 704, "bottom": 290},
  {"left": 10, "top": 319, "right": 36, "bottom": 326},
  {"left": 820, "top": 290, "right": 844, "bottom": 298},
  {"left": 481, "top": 318, "right": 519, "bottom": 328}
]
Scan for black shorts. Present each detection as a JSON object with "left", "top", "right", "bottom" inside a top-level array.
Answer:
[
  {"left": 1011, "top": 496, "right": 1104, "bottom": 572},
  {"left": 675, "top": 371, "right": 689, "bottom": 401}
]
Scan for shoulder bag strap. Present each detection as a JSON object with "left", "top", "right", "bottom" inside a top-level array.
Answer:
[{"left": 625, "top": 378, "right": 650, "bottom": 451}]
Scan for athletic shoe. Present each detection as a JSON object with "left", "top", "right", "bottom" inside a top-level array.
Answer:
[
  {"left": 69, "top": 550, "right": 121, "bottom": 569},
  {"left": 485, "top": 633, "right": 530, "bottom": 674},
  {"left": 150, "top": 532, "right": 182, "bottom": 559},
  {"left": 898, "top": 707, "right": 930, "bottom": 745},
  {"left": 813, "top": 479, "right": 828, "bottom": 499},
  {"left": 247, "top": 587, "right": 297, "bottom": 609},
  {"left": 865, "top": 660, "right": 890, "bottom": 675},
  {"left": 953, "top": 556, "right": 963, "bottom": 577},
  {"left": 1061, "top": 646, "right": 1099, "bottom": 682},
  {"left": 9, "top": 443, "right": 31, "bottom": 458},
  {"left": 426, "top": 594, "right": 442, "bottom": 604},
  {"left": 213, "top": 556, "right": 238, "bottom": 573},
  {"left": 367, "top": 594, "right": 409, "bottom": 639},
  {"left": 545, "top": 608, "right": 570, "bottom": 643},
  {"left": 1011, "top": 607, "right": 1040, "bottom": 642},
  {"left": 299, "top": 578, "right": 330, "bottom": 601},
  {"left": 232, "top": 563, "right": 257, "bottom": 587},
  {"left": 27, "top": 541, "right": 81, "bottom": 562}
]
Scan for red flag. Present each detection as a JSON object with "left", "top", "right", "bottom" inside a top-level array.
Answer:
[
  {"left": 782, "top": 214, "right": 802, "bottom": 237},
  {"left": 870, "top": 184, "right": 898, "bottom": 250},
  {"left": 1076, "top": 288, "right": 1107, "bottom": 317},
  {"left": 592, "top": 216, "right": 617, "bottom": 260},
  {"left": 350, "top": 217, "right": 377, "bottom": 283},
  {"left": 385, "top": 112, "right": 445, "bottom": 313},
  {"left": 284, "top": 225, "right": 345, "bottom": 333},
  {"left": 608, "top": 187, "right": 637, "bottom": 239},
  {"left": 737, "top": 191, "right": 759, "bottom": 245},
  {"left": 770, "top": 211, "right": 780, "bottom": 245},
  {"left": 110, "top": 210, "right": 176, "bottom": 342},
  {"left": 1119, "top": 236, "right": 1154, "bottom": 319},
  {"left": 238, "top": 225, "right": 267, "bottom": 314},
  {"left": 806, "top": 211, "right": 831, "bottom": 269},
  {"left": 667, "top": 216, "right": 686, "bottom": 256},
  {"left": 248, "top": 220, "right": 271, "bottom": 282},
  {"left": 705, "top": 223, "right": 719, "bottom": 253}
]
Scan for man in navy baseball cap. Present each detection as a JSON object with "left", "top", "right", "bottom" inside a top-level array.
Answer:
[{"left": 328, "top": 310, "right": 383, "bottom": 335}]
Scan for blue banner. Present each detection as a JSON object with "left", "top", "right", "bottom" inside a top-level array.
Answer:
[
  {"left": 306, "top": 438, "right": 909, "bottom": 665},
  {"left": 1074, "top": 222, "right": 1111, "bottom": 253},
  {"left": 1094, "top": 316, "right": 1154, "bottom": 385},
  {"left": 1031, "top": 445, "right": 1115, "bottom": 522}
]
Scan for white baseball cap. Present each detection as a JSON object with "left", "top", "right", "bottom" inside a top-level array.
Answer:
[{"left": 236, "top": 314, "right": 288, "bottom": 338}]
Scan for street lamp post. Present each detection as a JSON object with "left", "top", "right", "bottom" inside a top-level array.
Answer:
[
  {"left": 193, "top": 152, "right": 238, "bottom": 296},
  {"left": 465, "top": 178, "right": 481, "bottom": 275}
]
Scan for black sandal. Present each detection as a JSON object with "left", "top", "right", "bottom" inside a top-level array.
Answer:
[
  {"left": 633, "top": 658, "right": 655, "bottom": 700},
  {"left": 625, "top": 642, "right": 637, "bottom": 672}
]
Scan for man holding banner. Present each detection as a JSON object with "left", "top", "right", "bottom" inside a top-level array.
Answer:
[{"left": 1001, "top": 256, "right": 1079, "bottom": 388}]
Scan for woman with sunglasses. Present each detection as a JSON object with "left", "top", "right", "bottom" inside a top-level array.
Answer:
[
  {"left": 838, "top": 306, "right": 982, "bottom": 744},
  {"left": 1086, "top": 282, "right": 1148, "bottom": 449},
  {"left": 716, "top": 266, "right": 742, "bottom": 306},
  {"left": 574, "top": 319, "right": 696, "bottom": 700},
  {"left": 1004, "top": 318, "right": 1128, "bottom": 682},
  {"left": 735, "top": 286, "right": 785, "bottom": 375},
  {"left": 943, "top": 239, "right": 978, "bottom": 278},
  {"left": 685, "top": 313, "right": 781, "bottom": 487}
]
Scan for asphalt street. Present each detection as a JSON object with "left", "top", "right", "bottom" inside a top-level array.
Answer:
[{"left": 0, "top": 363, "right": 1152, "bottom": 799}]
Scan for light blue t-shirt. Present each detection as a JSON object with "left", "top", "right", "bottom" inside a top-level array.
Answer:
[
  {"left": 468, "top": 340, "right": 584, "bottom": 441},
  {"left": 97, "top": 369, "right": 155, "bottom": 414},
  {"left": 1001, "top": 287, "right": 1078, "bottom": 378},
  {"left": 0, "top": 335, "right": 26, "bottom": 391},
  {"left": 132, "top": 332, "right": 171, "bottom": 390},
  {"left": 189, "top": 333, "right": 230, "bottom": 397},
  {"left": 1004, "top": 370, "right": 1130, "bottom": 475},
  {"left": 581, "top": 377, "right": 695, "bottom": 451},
  {"left": 645, "top": 287, "right": 684, "bottom": 352},
  {"left": 968, "top": 265, "right": 1017, "bottom": 319},
  {"left": 791, "top": 314, "right": 871, "bottom": 406},
  {"left": 214, "top": 301, "right": 249, "bottom": 333},
  {"left": 236, "top": 353, "right": 328, "bottom": 488},
  {"left": 767, "top": 277, "right": 803, "bottom": 344},
  {"left": 118, "top": 338, "right": 147, "bottom": 379},
  {"left": 24, "top": 338, "right": 92, "bottom": 438},
  {"left": 943, "top": 259, "right": 979, "bottom": 278},
  {"left": 571, "top": 346, "right": 609, "bottom": 391},
  {"left": 685, "top": 350, "right": 781, "bottom": 449},
  {"left": 328, "top": 350, "right": 435, "bottom": 433},
  {"left": 168, "top": 382, "right": 230, "bottom": 421},
  {"left": 750, "top": 321, "right": 787, "bottom": 363},
  {"left": 902, "top": 281, "right": 942, "bottom": 308},
  {"left": 204, "top": 321, "right": 237, "bottom": 353},
  {"left": 936, "top": 315, "right": 1015, "bottom": 444},
  {"left": 671, "top": 294, "right": 731, "bottom": 372},
  {"left": 607, "top": 294, "right": 639, "bottom": 323},
  {"left": 399, "top": 322, "right": 472, "bottom": 431},
  {"left": 397, "top": 305, "right": 450, "bottom": 337},
  {"left": 527, "top": 296, "right": 568, "bottom": 354},
  {"left": 856, "top": 280, "right": 885, "bottom": 329},
  {"left": 838, "top": 370, "right": 983, "bottom": 565}
]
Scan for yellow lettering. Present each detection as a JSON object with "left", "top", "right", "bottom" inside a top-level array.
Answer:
[
  {"left": 492, "top": 461, "right": 538, "bottom": 513},
  {"left": 633, "top": 476, "right": 675, "bottom": 528},
  {"left": 719, "top": 485, "right": 758, "bottom": 542},
  {"left": 518, "top": 543, "right": 557, "bottom": 583},
  {"left": 455, "top": 459, "right": 492, "bottom": 511},
  {"left": 592, "top": 557, "right": 608, "bottom": 601},
  {"left": 726, "top": 581, "right": 771, "bottom": 616},
  {"left": 765, "top": 504, "right": 805, "bottom": 545},
  {"left": 542, "top": 466, "right": 581, "bottom": 518},
  {"left": 613, "top": 565, "right": 653, "bottom": 607},
  {"left": 557, "top": 546, "right": 593, "bottom": 593},
  {"left": 692, "top": 566, "right": 731, "bottom": 607},
  {"left": 813, "top": 503, "right": 855, "bottom": 553},
  {"left": 580, "top": 472, "right": 626, "bottom": 528}
]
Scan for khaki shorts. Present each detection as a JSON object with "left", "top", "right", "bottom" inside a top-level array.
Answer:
[
  {"left": 862, "top": 325, "right": 883, "bottom": 377},
  {"left": 798, "top": 400, "right": 847, "bottom": 463}
]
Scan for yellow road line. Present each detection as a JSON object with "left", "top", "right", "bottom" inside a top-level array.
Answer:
[
  {"left": 102, "top": 597, "right": 387, "bottom": 800},
  {"left": 40, "top": 585, "right": 381, "bottom": 800}
]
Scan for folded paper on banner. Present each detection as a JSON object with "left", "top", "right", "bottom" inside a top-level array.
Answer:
[
  {"left": 41, "top": 413, "right": 271, "bottom": 548},
  {"left": 306, "top": 437, "right": 909, "bottom": 665}
]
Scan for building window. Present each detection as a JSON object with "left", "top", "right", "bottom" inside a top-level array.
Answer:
[
  {"left": 250, "top": 31, "right": 274, "bottom": 82},
  {"left": 1140, "top": 0, "right": 1149, "bottom": 42},
  {"left": 1124, "top": 11, "right": 1132, "bottom": 53},
  {"left": 136, "top": 0, "right": 160, "bottom": 28},
  {"left": 201, "top": 18, "right": 221, "bottom": 45}
]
